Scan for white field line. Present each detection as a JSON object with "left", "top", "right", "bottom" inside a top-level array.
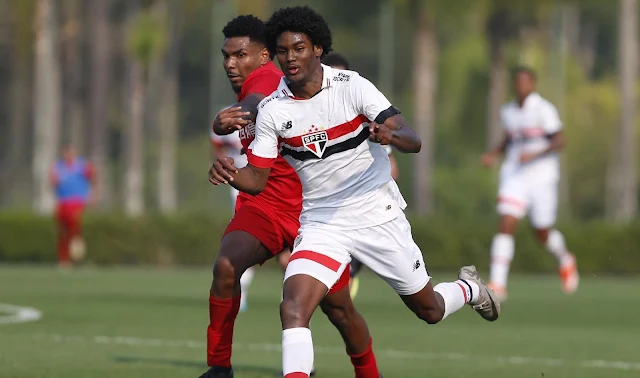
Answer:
[
  {"left": 4, "top": 332, "right": 637, "bottom": 372},
  {"left": 0, "top": 303, "right": 42, "bottom": 325}
]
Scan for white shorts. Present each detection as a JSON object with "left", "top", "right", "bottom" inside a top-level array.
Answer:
[
  {"left": 497, "top": 174, "right": 558, "bottom": 229},
  {"left": 284, "top": 212, "right": 430, "bottom": 296}
]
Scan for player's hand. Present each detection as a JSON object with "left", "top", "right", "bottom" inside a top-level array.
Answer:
[
  {"left": 519, "top": 152, "right": 537, "bottom": 164},
  {"left": 213, "top": 107, "right": 251, "bottom": 134},
  {"left": 481, "top": 152, "right": 498, "bottom": 168},
  {"left": 208, "top": 157, "right": 238, "bottom": 185},
  {"left": 368, "top": 122, "right": 393, "bottom": 145}
]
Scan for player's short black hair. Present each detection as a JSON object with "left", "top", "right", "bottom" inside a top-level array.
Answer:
[
  {"left": 265, "top": 6, "right": 333, "bottom": 58},
  {"left": 512, "top": 65, "right": 537, "bottom": 81},
  {"left": 322, "top": 52, "right": 349, "bottom": 69},
  {"left": 222, "top": 15, "right": 273, "bottom": 58}
]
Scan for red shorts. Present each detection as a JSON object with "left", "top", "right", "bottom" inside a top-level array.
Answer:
[
  {"left": 223, "top": 200, "right": 349, "bottom": 294},
  {"left": 224, "top": 201, "right": 300, "bottom": 256}
]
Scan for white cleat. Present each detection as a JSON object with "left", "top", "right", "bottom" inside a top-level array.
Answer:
[
  {"left": 560, "top": 253, "right": 579, "bottom": 294},
  {"left": 458, "top": 265, "right": 501, "bottom": 322}
]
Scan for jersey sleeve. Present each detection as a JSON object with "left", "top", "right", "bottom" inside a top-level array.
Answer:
[
  {"left": 247, "top": 109, "right": 278, "bottom": 169},
  {"left": 240, "top": 70, "right": 282, "bottom": 98},
  {"left": 541, "top": 102, "right": 562, "bottom": 134},
  {"left": 350, "top": 74, "right": 394, "bottom": 123}
]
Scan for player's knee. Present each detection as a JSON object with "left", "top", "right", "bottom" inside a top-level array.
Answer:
[
  {"left": 320, "top": 301, "right": 354, "bottom": 331},
  {"left": 212, "top": 256, "right": 237, "bottom": 292},
  {"left": 280, "top": 297, "right": 311, "bottom": 328},
  {"left": 416, "top": 307, "right": 444, "bottom": 325}
]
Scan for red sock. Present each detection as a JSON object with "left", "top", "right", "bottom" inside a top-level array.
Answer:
[
  {"left": 349, "top": 338, "right": 380, "bottom": 378},
  {"left": 207, "top": 294, "right": 241, "bottom": 367},
  {"left": 284, "top": 373, "right": 309, "bottom": 378}
]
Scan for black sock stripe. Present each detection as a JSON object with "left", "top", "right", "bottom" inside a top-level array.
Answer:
[{"left": 460, "top": 279, "right": 473, "bottom": 301}]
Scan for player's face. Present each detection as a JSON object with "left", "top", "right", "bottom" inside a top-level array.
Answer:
[
  {"left": 62, "top": 146, "right": 76, "bottom": 161},
  {"left": 514, "top": 72, "right": 535, "bottom": 100},
  {"left": 222, "top": 37, "right": 270, "bottom": 94},
  {"left": 275, "top": 31, "right": 322, "bottom": 86}
]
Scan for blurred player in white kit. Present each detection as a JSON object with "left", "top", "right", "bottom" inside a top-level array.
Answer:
[{"left": 481, "top": 66, "right": 579, "bottom": 302}]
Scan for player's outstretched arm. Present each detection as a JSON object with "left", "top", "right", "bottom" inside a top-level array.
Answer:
[
  {"left": 481, "top": 131, "right": 509, "bottom": 168},
  {"left": 208, "top": 158, "right": 271, "bottom": 195},
  {"left": 212, "top": 93, "right": 266, "bottom": 135},
  {"left": 370, "top": 114, "right": 421, "bottom": 153}
]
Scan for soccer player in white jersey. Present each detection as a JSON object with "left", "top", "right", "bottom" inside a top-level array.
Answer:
[
  {"left": 481, "top": 66, "right": 579, "bottom": 302},
  {"left": 209, "top": 6, "right": 500, "bottom": 377},
  {"left": 321, "top": 52, "right": 399, "bottom": 299}
]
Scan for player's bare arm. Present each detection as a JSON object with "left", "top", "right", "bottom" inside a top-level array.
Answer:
[
  {"left": 208, "top": 158, "right": 270, "bottom": 195},
  {"left": 212, "top": 93, "right": 268, "bottom": 135},
  {"left": 369, "top": 114, "right": 421, "bottom": 153},
  {"left": 482, "top": 131, "right": 509, "bottom": 168},
  {"left": 520, "top": 131, "right": 566, "bottom": 163}
]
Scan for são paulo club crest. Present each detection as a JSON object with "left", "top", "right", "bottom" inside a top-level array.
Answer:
[{"left": 302, "top": 125, "right": 328, "bottom": 158}]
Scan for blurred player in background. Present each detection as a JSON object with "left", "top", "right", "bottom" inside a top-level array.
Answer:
[
  {"left": 481, "top": 66, "right": 579, "bottom": 302},
  {"left": 321, "top": 52, "right": 399, "bottom": 299},
  {"left": 210, "top": 7, "right": 500, "bottom": 377},
  {"left": 50, "top": 144, "right": 95, "bottom": 269},
  {"left": 202, "top": 15, "right": 381, "bottom": 378}
]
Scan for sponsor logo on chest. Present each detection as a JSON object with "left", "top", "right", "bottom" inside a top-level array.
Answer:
[{"left": 238, "top": 123, "right": 255, "bottom": 140}]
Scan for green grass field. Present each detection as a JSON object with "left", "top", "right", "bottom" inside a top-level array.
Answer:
[{"left": 1, "top": 265, "right": 639, "bottom": 378}]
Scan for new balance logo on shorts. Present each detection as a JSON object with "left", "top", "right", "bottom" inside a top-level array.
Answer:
[{"left": 413, "top": 260, "right": 421, "bottom": 272}]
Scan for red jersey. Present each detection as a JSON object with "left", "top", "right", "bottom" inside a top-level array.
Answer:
[{"left": 236, "top": 62, "right": 302, "bottom": 212}]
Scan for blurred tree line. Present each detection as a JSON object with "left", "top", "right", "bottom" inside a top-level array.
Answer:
[{"left": 0, "top": 0, "right": 638, "bottom": 224}]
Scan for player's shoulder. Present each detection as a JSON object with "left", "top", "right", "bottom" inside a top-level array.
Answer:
[
  {"left": 535, "top": 95, "right": 558, "bottom": 112},
  {"left": 328, "top": 67, "right": 359, "bottom": 85}
]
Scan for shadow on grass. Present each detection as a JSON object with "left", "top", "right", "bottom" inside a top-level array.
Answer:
[{"left": 113, "top": 356, "right": 280, "bottom": 375}]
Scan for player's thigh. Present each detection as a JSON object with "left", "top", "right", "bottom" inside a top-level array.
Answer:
[
  {"left": 219, "top": 203, "right": 281, "bottom": 271},
  {"left": 285, "top": 226, "right": 352, "bottom": 293},
  {"left": 497, "top": 175, "right": 529, "bottom": 219},
  {"left": 529, "top": 180, "right": 558, "bottom": 229},
  {"left": 351, "top": 213, "right": 430, "bottom": 296}
]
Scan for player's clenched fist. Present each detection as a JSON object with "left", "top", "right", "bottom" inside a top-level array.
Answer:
[
  {"left": 208, "top": 157, "right": 238, "bottom": 185},
  {"left": 212, "top": 106, "right": 251, "bottom": 135},
  {"left": 368, "top": 122, "right": 393, "bottom": 145}
]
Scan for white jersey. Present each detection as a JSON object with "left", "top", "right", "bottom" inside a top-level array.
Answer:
[
  {"left": 500, "top": 92, "right": 562, "bottom": 181},
  {"left": 248, "top": 64, "right": 406, "bottom": 230}
]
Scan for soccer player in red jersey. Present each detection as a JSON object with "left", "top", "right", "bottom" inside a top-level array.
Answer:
[
  {"left": 201, "top": 15, "right": 381, "bottom": 378},
  {"left": 50, "top": 144, "right": 95, "bottom": 269}
]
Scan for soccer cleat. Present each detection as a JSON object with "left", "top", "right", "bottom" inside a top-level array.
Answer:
[
  {"left": 349, "top": 276, "right": 360, "bottom": 299},
  {"left": 559, "top": 253, "right": 579, "bottom": 294},
  {"left": 199, "top": 366, "right": 233, "bottom": 378},
  {"left": 458, "top": 265, "right": 500, "bottom": 322},
  {"left": 487, "top": 282, "right": 508, "bottom": 303}
]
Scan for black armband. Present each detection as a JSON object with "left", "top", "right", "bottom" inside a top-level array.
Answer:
[{"left": 374, "top": 106, "right": 401, "bottom": 124}]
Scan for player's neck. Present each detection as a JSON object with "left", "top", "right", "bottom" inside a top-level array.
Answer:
[
  {"left": 517, "top": 92, "right": 532, "bottom": 107},
  {"left": 289, "top": 69, "right": 323, "bottom": 99}
]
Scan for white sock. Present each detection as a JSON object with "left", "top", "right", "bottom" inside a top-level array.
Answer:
[
  {"left": 546, "top": 229, "right": 573, "bottom": 266},
  {"left": 490, "top": 233, "right": 515, "bottom": 288},
  {"left": 282, "top": 327, "right": 313, "bottom": 377},
  {"left": 433, "top": 279, "right": 478, "bottom": 320},
  {"left": 240, "top": 266, "right": 256, "bottom": 296}
]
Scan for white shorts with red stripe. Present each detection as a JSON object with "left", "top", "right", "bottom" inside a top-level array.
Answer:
[
  {"left": 497, "top": 173, "right": 558, "bottom": 229},
  {"left": 284, "top": 211, "right": 430, "bottom": 296}
]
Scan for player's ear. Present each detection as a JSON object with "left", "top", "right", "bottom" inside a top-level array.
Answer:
[
  {"left": 260, "top": 47, "right": 270, "bottom": 65},
  {"left": 314, "top": 45, "right": 323, "bottom": 58}
]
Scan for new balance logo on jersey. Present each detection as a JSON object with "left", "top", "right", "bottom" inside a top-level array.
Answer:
[
  {"left": 281, "top": 120, "right": 293, "bottom": 130},
  {"left": 413, "top": 260, "right": 421, "bottom": 272},
  {"left": 302, "top": 126, "right": 328, "bottom": 158}
]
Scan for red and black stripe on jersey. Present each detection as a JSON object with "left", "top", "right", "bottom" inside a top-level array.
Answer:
[{"left": 279, "top": 106, "right": 401, "bottom": 161}]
